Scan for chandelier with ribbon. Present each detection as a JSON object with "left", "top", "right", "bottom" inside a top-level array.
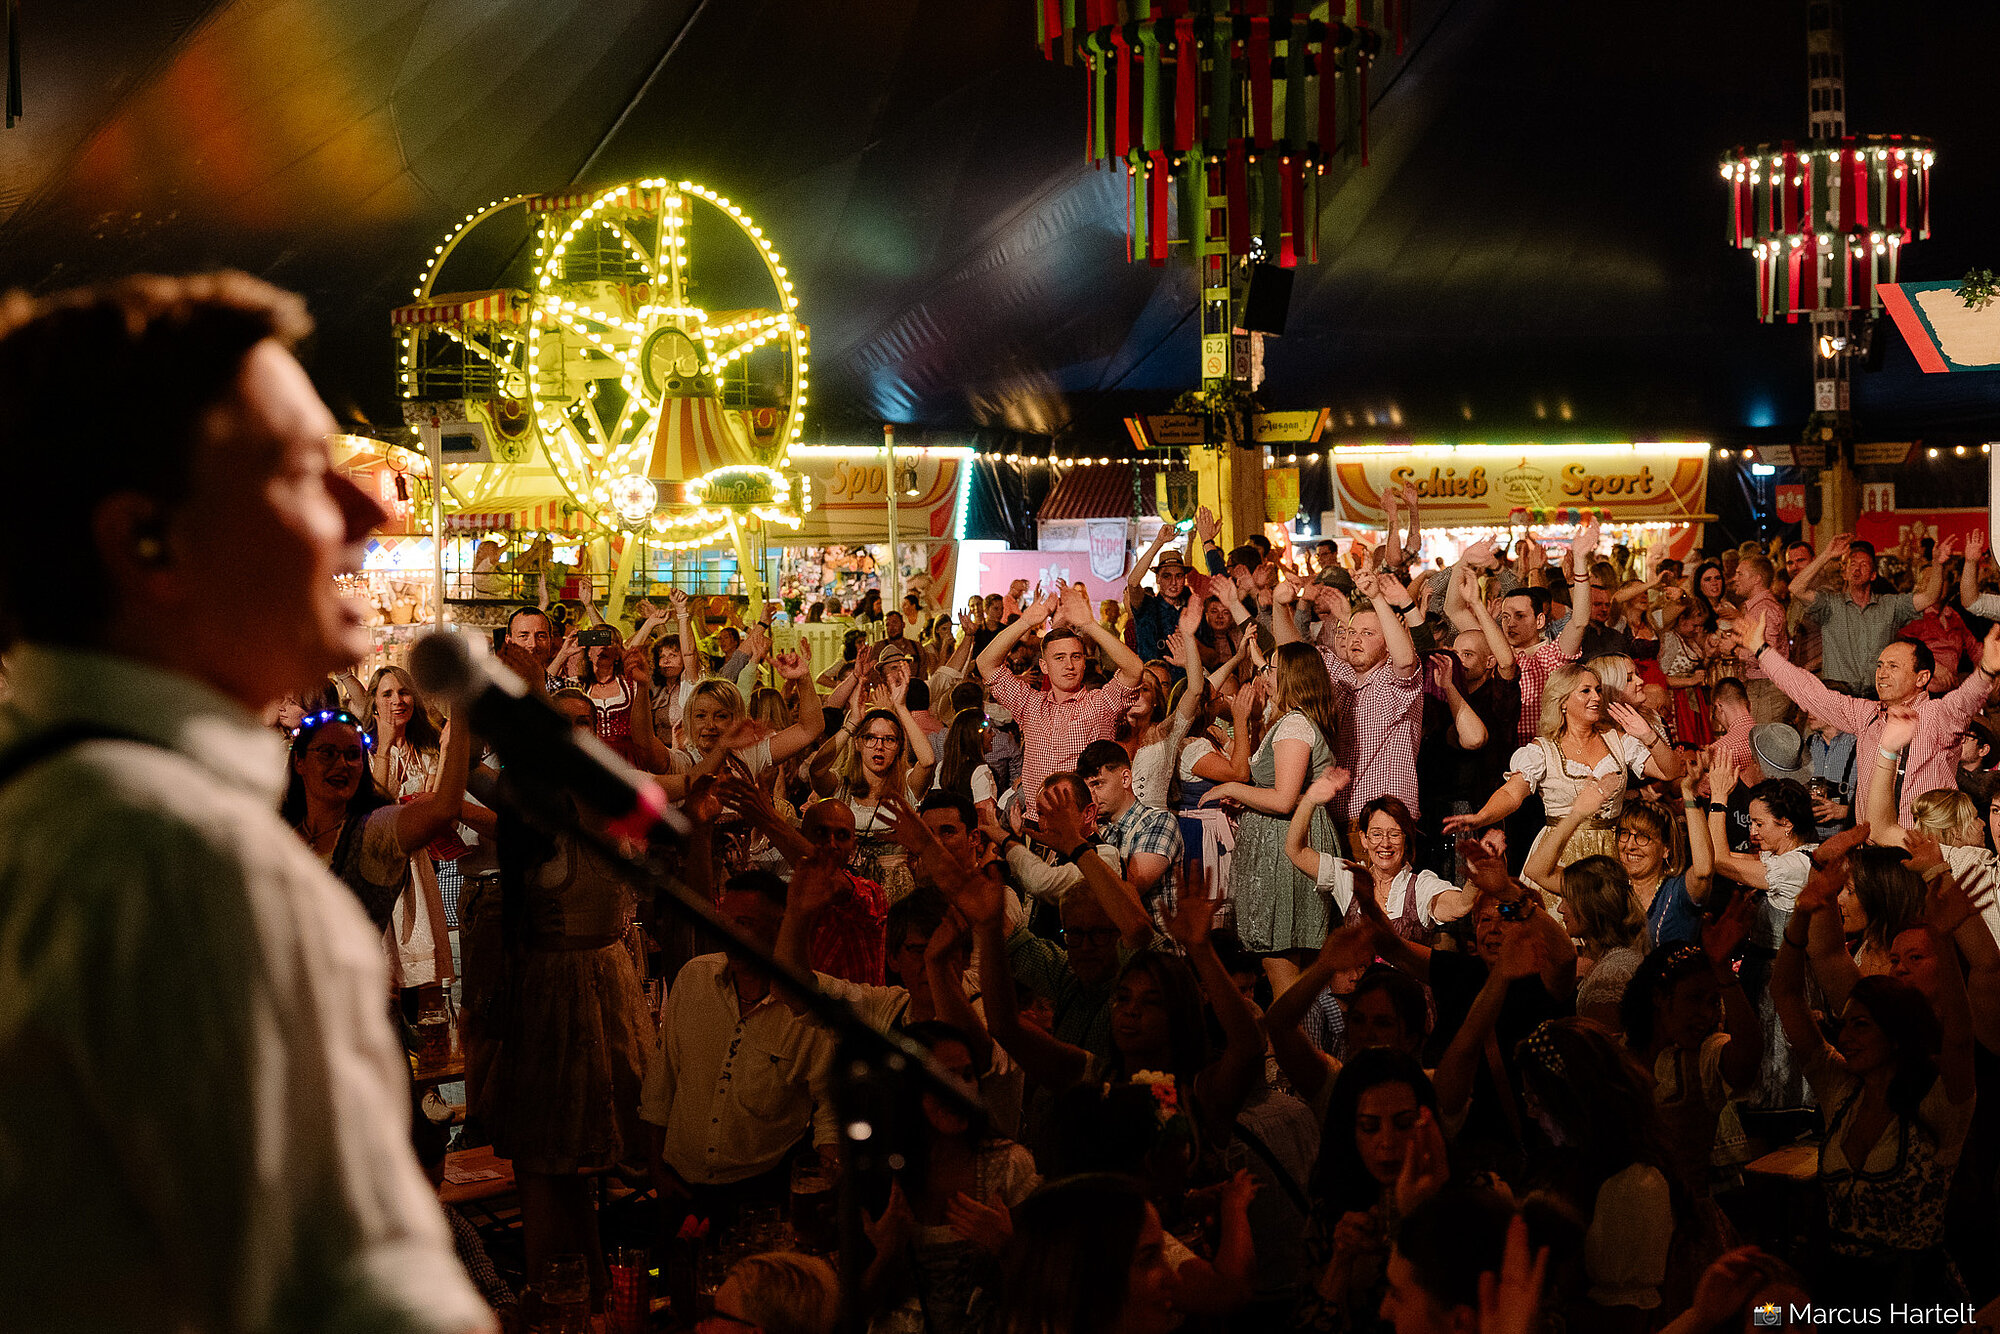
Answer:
[{"left": 1038, "top": 0, "right": 1401, "bottom": 268}]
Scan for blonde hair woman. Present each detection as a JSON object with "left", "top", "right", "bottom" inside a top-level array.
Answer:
[
  {"left": 1868, "top": 714, "right": 2000, "bottom": 924},
  {"left": 808, "top": 673, "right": 936, "bottom": 899},
  {"left": 1443, "top": 664, "right": 1683, "bottom": 871},
  {"left": 659, "top": 659, "right": 824, "bottom": 804},
  {"left": 1200, "top": 641, "right": 1345, "bottom": 990}
]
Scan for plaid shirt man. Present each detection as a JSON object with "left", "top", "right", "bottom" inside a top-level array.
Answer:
[
  {"left": 1513, "top": 636, "right": 1582, "bottom": 745},
  {"left": 987, "top": 668, "right": 1136, "bottom": 819},
  {"left": 1318, "top": 646, "right": 1425, "bottom": 821},
  {"left": 809, "top": 870, "right": 888, "bottom": 986},
  {"left": 1098, "top": 798, "right": 1185, "bottom": 936}
]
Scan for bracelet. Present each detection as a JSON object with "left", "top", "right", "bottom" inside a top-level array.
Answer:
[
  {"left": 1704, "top": 800, "right": 1725, "bottom": 813},
  {"left": 1683, "top": 798, "right": 1700, "bottom": 808},
  {"left": 1388, "top": 602, "right": 1415, "bottom": 616},
  {"left": 1878, "top": 747, "right": 1901, "bottom": 762}
]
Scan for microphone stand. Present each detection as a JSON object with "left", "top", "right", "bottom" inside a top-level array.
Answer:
[{"left": 477, "top": 765, "right": 983, "bottom": 1334}]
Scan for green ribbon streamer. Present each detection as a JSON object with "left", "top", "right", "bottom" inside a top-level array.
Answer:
[
  {"left": 1212, "top": 21, "right": 1235, "bottom": 151},
  {"left": 1261, "top": 152, "right": 1282, "bottom": 254},
  {"left": 1284, "top": 17, "right": 1306, "bottom": 153},
  {"left": 1089, "top": 33, "right": 1110, "bottom": 162}
]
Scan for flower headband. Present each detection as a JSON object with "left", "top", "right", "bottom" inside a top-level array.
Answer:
[
  {"left": 1519, "top": 1021, "right": 1566, "bottom": 1079},
  {"left": 290, "top": 709, "right": 375, "bottom": 749}
]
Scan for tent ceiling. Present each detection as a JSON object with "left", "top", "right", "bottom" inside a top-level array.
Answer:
[{"left": 2, "top": 0, "right": 1997, "bottom": 446}]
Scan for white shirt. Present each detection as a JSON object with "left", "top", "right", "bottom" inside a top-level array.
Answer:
[
  {"left": 0, "top": 646, "right": 487, "bottom": 1333},
  {"left": 639, "top": 954, "right": 837, "bottom": 1185},
  {"left": 1314, "top": 858, "right": 1456, "bottom": 928}
]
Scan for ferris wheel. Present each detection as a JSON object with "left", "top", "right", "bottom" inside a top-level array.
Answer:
[{"left": 394, "top": 177, "right": 809, "bottom": 550}]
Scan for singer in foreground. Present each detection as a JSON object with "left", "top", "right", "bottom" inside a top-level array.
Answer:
[{"left": 0, "top": 275, "right": 492, "bottom": 1333}]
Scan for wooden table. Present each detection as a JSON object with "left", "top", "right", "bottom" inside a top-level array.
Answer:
[
  {"left": 440, "top": 1145, "right": 516, "bottom": 1206},
  {"left": 1743, "top": 1142, "right": 1819, "bottom": 1182}
]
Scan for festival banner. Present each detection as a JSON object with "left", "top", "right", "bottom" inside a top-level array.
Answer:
[{"left": 1330, "top": 444, "right": 1711, "bottom": 528}]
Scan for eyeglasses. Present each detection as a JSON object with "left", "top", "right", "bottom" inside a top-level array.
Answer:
[
  {"left": 306, "top": 745, "right": 365, "bottom": 764},
  {"left": 859, "top": 733, "right": 901, "bottom": 748},
  {"left": 1060, "top": 926, "right": 1122, "bottom": 947}
]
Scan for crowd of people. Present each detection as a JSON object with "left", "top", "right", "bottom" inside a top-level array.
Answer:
[
  {"left": 7, "top": 275, "right": 2000, "bottom": 1334},
  {"left": 284, "top": 489, "right": 2000, "bottom": 1332}
]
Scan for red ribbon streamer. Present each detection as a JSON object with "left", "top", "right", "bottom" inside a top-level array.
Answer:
[
  {"left": 1249, "top": 20, "right": 1273, "bottom": 147},
  {"left": 1227, "top": 141, "right": 1250, "bottom": 255},
  {"left": 1174, "top": 18, "right": 1197, "bottom": 152},
  {"left": 1280, "top": 158, "right": 1300, "bottom": 266},
  {"left": 1150, "top": 151, "right": 1171, "bottom": 264},
  {"left": 1787, "top": 243, "right": 1804, "bottom": 321}
]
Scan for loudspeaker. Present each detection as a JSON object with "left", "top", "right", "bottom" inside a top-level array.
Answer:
[
  {"left": 1236, "top": 263, "right": 1295, "bottom": 336},
  {"left": 1863, "top": 315, "right": 1888, "bottom": 372}
]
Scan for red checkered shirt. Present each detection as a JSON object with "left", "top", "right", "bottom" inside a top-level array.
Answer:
[
  {"left": 810, "top": 870, "right": 888, "bottom": 986},
  {"left": 1318, "top": 647, "right": 1426, "bottom": 820},
  {"left": 1514, "top": 637, "right": 1582, "bottom": 745},
  {"left": 988, "top": 667, "right": 1137, "bottom": 818},
  {"left": 1737, "top": 591, "right": 1790, "bottom": 681}
]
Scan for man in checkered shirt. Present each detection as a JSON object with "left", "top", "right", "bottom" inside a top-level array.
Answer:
[
  {"left": 1493, "top": 519, "right": 1598, "bottom": 744},
  {"left": 1076, "top": 739, "right": 1185, "bottom": 938},
  {"left": 1276, "top": 564, "right": 1425, "bottom": 832},
  {"left": 975, "top": 581, "right": 1144, "bottom": 823}
]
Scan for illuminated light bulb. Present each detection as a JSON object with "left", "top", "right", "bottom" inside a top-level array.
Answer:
[
  {"left": 1928, "top": 447, "right": 1939, "bottom": 458},
  {"left": 1956, "top": 445, "right": 1967, "bottom": 456}
]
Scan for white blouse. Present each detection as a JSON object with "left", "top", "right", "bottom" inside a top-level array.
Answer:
[{"left": 1507, "top": 732, "right": 1653, "bottom": 820}]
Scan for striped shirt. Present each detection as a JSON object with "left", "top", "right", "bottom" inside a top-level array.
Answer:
[{"left": 987, "top": 668, "right": 1137, "bottom": 818}]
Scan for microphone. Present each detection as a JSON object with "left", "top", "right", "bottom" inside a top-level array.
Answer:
[{"left": 409, "top": 630, "right": 676, "bottom": 842}]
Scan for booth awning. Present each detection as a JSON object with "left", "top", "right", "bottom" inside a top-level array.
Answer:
[
  {"left": 1038, "top": 463, "right": 1134, "bottom": 522},
  {"left": 390, "top": 290, "right": 531, "bottom": 328},
  {"left": 443, "top": 503, "right": 588, "bottom": 534}
]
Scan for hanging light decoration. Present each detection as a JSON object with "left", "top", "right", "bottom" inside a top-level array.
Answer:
[
  {"left": 1037, "top": 1, "right": 1397, "bottom": 267},
  {"left": 1720, "top": 136, "right": 1934, "bottom": 322}
]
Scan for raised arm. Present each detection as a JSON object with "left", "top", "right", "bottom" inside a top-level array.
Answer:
[
  {"left": 974, "top": 588, "right": 1057, "bottom": 680},
  {"left": 1201, "top": 732, "right": 1313, "bottom": 816},
  {"left": 1285, "top": 768, "right": 1350, "bottom": 879},
  {"left": 1700, "top": 897, "right": 1764, "bottom": 1090},
  {"left": 1704, "top": 750, "right": 1773, "bottom": 888},
  {"left": 1398, "top": 482, "right": 1424, "bottom": 561},
  {"left": 969, "top": 895, "right": 1091, "bottom": 1093},
  {"left": 1607, "top": 700, "right": 1683, "bottom": 783},
  {"left": 1440, "top": 772, "right": 1530, "bottom": 838},
  {"left": 388, "top": 711, "right": 473, "bottom": 852},
  {"left": 1865, "top": 711, "right": 1918, "bottom": 848},
  {"left": 1435, "top": 657, "right": 1489, "bottom": 751},
  {"left": 1679, "top": 752, "right": 1716, "bottom": 903},
  {"left": 1910, "top": 536, "right": 1954, "bottom": 612},
  {"left": 1263, "top": 911, "right": 1376, "bottom": 1102},
  {"left": 1191, "top": 684, "right": 1260, "bottom": 785},
  {"left": 764, "top": 650, "right": 827, "bottom": 765},
  {"left": 1128, "top": 525, "right": 1175, "bottom": 613},
  {"left": 1961, "top": 531, "right": 1986, "bottom": 609},
  {"left": 1435, "top": 931, "right": 1538, "bottom": 1123},
  {"left": 1773, "top": 869, "right": 1840, "bottom": 1067},
  {"left": 1038, "top": 782, "right": 1153, "bottom": 950},
  {"left": 1168, "top": 893, "right": 1268, "bottom": 1139},
  {"left": 1553, "top": 518, "right": 1599, "bottom": 659},
  {"left": 1062, "top": 581, "right": 1143, "bottom": 687},
  {"left": 1459, "top": 562, "right": 1517, "bottom": 677},
  {"left": 1356, "top": 567, "right": 1417, "bottom": 670},
  {"left": 1270, "top": 575, "right": 1303, "bottom": 647},
  {"left": 1736, "top": 610, "right": 1871, "bottom": 734},
  {"left": 1788, "top": 534, "right": 1848, "bottom": 608}
]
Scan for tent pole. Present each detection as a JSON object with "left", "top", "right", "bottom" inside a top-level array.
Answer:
[
  {"left": 607, "top": 532, "right": 642, "bottom": 623},
  {"left": 884, "top": 424, "right": 901, "bottom": 616},
  {"left": 427, "top": 426, "right": 446, "bottom": 629}
]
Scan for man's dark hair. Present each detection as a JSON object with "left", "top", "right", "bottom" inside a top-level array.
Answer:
[
  {"left": 1226, "top": 544, "right": 1261, "bottom": 573},
  {"left": 507, "top": 605, "right": 552, "bottom": 634},
  {"left": 1503, "top": 585, "right": 1552, "bottom": 619},
  {"left": 950, "top": 681, "right": 985, "bottom": 714},
  {"left": 886, "top": 885, "right": 951, "bottom": 960},
  {"left": 1712, "top": 676, "right": 1749, "bottom": 709},
  {"left": 722, "top": 868, "right": 788, "bottom": 907},
  {"left": 1349, "top": 964, "right": 1431, "bottom": 1042},
  {"left": 1246, "top": 534, "right": 1272, "bottom": 558},
  {"left": 1039, "top": 770, "right": 1091, "bottom": 809},
  {"left": 1850, "top": 539, "right": 1877, "bottom": 562},
  {"left": 919, "top": 790, "right": 977, "bottom": 831},
  {"left": 1040, "top": 627, "right": 1086, "bottom": 654},
  {"left": 905, "top": 679, "right": 930, "bottom": 711},
  {"left": 1788, "top": 540, "right": 1815, "bottom": 558},
  {"left": 0, "top": 272, "right": 314, "bottom": 646},
  {"left": 1890, "top": 637, "right": 1935, "bottom": 679},
  {"left": 1077, "top": 739, "right": 1132, "bottom": 781},
  {"left": 1392, "top": 1188, "right": 1520, "bottom": 1315}
]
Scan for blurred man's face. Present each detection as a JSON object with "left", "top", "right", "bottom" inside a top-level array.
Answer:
[
  {"left": 1452, "top": 630, "right": 1495, "bottom": 678},
  {"left": 921, "top": 807, "right": 974, "bottom": 864},
  {"left": 508, "top": 610, "right": 557, "bottom": 668},
  {"left": 1786, "top": 545, "right": 1814, "bottom": 577}
]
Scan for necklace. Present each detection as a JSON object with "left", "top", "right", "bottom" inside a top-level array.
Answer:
[{"left": 301, "top": 817, "right": 344, "bottom": 846}]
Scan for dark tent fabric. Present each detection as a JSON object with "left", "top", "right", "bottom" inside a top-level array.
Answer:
[{"left": 2, "top": 0, "right": 1997, "bottom": 450}]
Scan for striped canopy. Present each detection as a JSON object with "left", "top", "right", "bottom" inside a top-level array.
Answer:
[
  {"left": 646, "top": 391, "right": 755, "bottom": 484},
  {"left": 442, "top": 502, "right": 588, "bottom": 533},
  {"left": 391, "top": 289, "right": 529, "bottom": 328}
]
